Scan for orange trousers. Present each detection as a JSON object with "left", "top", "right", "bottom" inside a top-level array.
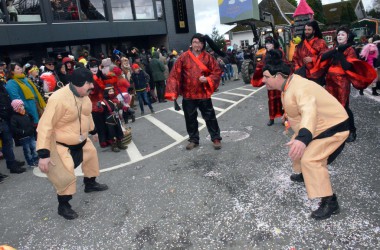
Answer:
[{"left": 292, "top": 131, "right": 349, "bottom": 199}]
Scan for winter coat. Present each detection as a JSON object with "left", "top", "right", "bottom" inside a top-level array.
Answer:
[
  {"left": 130, "top": 70, "right": 150, "bottom": 91},
  {"left": 0, "top": 83, "right": 12, "bottom": 121},
  {"left": 149, "top": 51, "right": 166, "bottom": 82},
  {"left": 10, "top": 111, "right": 35, "bottom": 140}
]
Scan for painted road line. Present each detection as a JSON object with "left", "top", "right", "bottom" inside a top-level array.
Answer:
[
  {"left": 144, "top": 115, "right": 184, "bottom": 141},
  {"left": 126, "top": 140, "right": 144, "bottom": 162},
  {"left": 223, "top": 92, "right": 247, "bottom": 97},
  {"left": 211, "top": 97, "right": 236, "bottom": 104},
  {"left": 213, "top": 106, "right": 225, "bottom": 112},
  {"left": 236, "top": 87, "right": 256, "bottom": 92},
  {"left": 169, "top": 108, "right": 205, "bottom": 124}
]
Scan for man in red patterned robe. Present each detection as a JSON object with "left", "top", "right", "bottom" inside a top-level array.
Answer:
[
  {"left": 292, "top": 21, "right": 328, "bottom": 85},
  {"left": 165, "top": 33, "right": 223, "bottom": 150}
]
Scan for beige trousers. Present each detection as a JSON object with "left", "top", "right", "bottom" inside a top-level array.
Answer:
[
  {"left": 292, "top": 131, "right": 349, "bottom": 199},
  {"left": 50, "top": 139, "right": 100, "bottom": 195}
]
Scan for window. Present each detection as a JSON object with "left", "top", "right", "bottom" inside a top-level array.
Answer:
[
  {"left": 110, "top": 0, "right": 133, "bottom": 20},
  {"left": 1, "top": 0, "right": 42, "bottom": 23},
  {"left": 51, "top": 0, "right": 106, "bottom": 21},
  {"left": 240, "top": 40, "right": 249, "bottom": 48},
  {"left": 134, "top": 0, "right": 154, "bottom": 19},
  {"left": 155, "top": 0, "right": 163, "bottom": 19}
]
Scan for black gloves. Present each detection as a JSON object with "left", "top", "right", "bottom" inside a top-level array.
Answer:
[
  {"left": 334, "top": 52, "right": 352, "bottom": 70},
  {"left": 321, "top": 49, "right": 337, "bottom": 61}
]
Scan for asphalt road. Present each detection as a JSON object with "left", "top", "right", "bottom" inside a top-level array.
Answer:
[{"left": 1, "top": 79, "right": 379, "bottom": 249}]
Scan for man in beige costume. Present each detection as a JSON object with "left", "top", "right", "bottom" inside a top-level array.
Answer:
[
  {"left": 37, "top": 67, "right": 108, "bottom": 220},
  {"left": 262, "top": 50, "right": 349, "bottom": 220}
]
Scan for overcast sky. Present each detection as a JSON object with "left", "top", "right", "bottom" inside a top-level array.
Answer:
[{"left": 193, "top": 0, "right": 373, "bottom": 36}]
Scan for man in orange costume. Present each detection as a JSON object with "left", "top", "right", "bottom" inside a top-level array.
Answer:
[
  {"left": 165, "top": 33, "right": 223, "bottom": 150},
  {"left": 37, "top": 68, "right": 108, "bottom": 220},
  {"left": 292, "top": 21, "right": 328, "bottom": 85},
  {"left": 263, "top": 50, "right": 349, "bottom": 220}
]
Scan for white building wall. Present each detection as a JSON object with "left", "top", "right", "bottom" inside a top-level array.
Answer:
[{"left": 230, "top": 31, "right": 254, "bottom": 49}]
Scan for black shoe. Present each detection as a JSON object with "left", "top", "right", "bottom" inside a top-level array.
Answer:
[
  {"left": 15, "top": 160, "right": 25, "bottom": 167},
  {"left": 311, "top": 194, "right": 340, "bottom": 220},
  {"left": 267, "top": 119, "right": 274, "bottom": 126},
  {"left": 131, "top": 115, "right": 136, "bottom": 123},
  {"left": 84, "top": 177, "right": 109, "bottom": 193},
  {"left": 290, "top": 173, "right": 304, "bottom": 182},
  {"left": 10, "top": 167, "right": 26, "bottom": 174},
  {"left": 346, "top": 131, "right": 356, "bottom": 143},
  {"left": 0, "top": 173, "right": 9, "bottom": 179},
  {"left": 58, "top": 204, "right": 78, "bottom": 220},
  {"left": 372, "top": 87, "right": 379, "bottom": 96},
  {"left": 359, "top": 89, "right": 364, "bottom": 95}
]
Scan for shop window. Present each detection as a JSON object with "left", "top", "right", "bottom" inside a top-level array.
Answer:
[
  {"left": 51, "top": 0, "right": 106, "bottom": 21},
  {"left": 110, "top": 0, "right": 133, "bottom": 20},
  {"left": 1, "top": 0, "right": 42, "bottom": 23},
  {"left": 134, "top": 0, "right": 154, "bottom": 19}
]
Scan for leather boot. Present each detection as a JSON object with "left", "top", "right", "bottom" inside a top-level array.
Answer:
[
  {"left": 57, "top": 195, "right": 78, "bottom": 220},
  {"left": 311, "top": 194, "right": 340, "bottom": 220},
  {"left": 111, "top": 142, "right": 120, "bottom": 152},
  {"left": 346, "top": 130, "right": 357, "bottom": 143},
  {"left": 372, "top": 87, "right": 379, "bottom": 96},
  {"left": 84, "top": 177, "right": 109, "bottom": 193},
  {"left": 117, "top": 140, "right": 128, "bottom": 150},
  {"left": 359, "top": 89, "right": 364, "bottom": 95},
  {"left": 290, "top": 173, "right": 304, "bottom": 182},
  {"left": 267, "top": 119, "right": 274, "bottom": 126}
]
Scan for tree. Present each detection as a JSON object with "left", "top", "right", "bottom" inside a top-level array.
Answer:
[
  {"left": 286, "top": 0, "right": 297, "bottom": 7},
  {"left": 367, "top": 0, "right": 380, "bottom": 18},
  {"left": 209, "top": 26, "right": 226, "bottom": 52},
  {"left": 306, "top": 0, "right": 326, "bottom": 24}
]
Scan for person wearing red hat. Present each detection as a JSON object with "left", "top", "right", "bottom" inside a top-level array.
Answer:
[
  {"left": 37, "top": 67, "right": 108, "bottom": 220},
  {"left": 130, "top": 63, "right": 154, "bottom": 115},
  {"left": 100, "top": 84, "right": 128, "bottom": 152}
]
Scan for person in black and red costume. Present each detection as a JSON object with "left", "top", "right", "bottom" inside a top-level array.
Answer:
[
  {"left": 101, "top": 84, "right": 128, "bottom": 152},
  {"left": 251, "top": 36, "right": 285, "bottom": 126}
]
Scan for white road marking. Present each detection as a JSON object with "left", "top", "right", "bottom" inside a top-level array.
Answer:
[
  {"left": 223, "top": 92, "right": 248, "bottom": 97},
  {"left": 126, "top": 140, "right": 144, "bottom": 162},
  {"left": 236, "top": 87, "right": 256, "bottom": 92},
  {"left": 213, "top": 106, "right": 225, "bottom": 112},
  {"left": 211, "top": 97, "right": 236, "bottom": 104},
  {"left": 144, "top": 115, "right": 184, "bottom": 141},
  {"left": 169, "top": 108, "right": 205, "bottom": 124}
]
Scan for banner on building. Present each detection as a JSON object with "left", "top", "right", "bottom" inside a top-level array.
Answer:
[
  {"left": 219, "top": 0, "right": 260, "bottom": 25},
  {"left": 172, "top": 0, "right": 189, "bottom": 33}
]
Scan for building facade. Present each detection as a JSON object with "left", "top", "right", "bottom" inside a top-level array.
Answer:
[{"left": 0, "top": 0, "right": 196, "bottom": 63}]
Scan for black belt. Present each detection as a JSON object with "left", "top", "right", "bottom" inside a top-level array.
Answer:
[{"left": 57, "top": 139, "right": 87, "bottom": 168}]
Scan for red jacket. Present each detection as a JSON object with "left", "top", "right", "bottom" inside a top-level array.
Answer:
[{"left": 165, "top": 50, "right": 222, "bottom": 100}]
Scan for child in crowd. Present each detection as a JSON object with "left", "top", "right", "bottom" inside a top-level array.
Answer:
[
  {"left": 10, "top": 99, "right": 38, "bottom": 168},
  {"left": 359, "top": 43, "right": 379, "bottom": 96},
  {"left": 130, "top": 64, "right": 154, "bottom": 115},
  {"left": 101, "top": 85, "right": 128, "bottom": 152}
]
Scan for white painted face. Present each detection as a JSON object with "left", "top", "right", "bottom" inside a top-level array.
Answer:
[
  {"left": 90, "top": 66, "right": 98, "bottom": 75},
  {"left": 337, "top": 31, "right": 348, "bottom": 45},
  {"left": 265, "top": 43, "right": 274, "bottom": 51}
]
